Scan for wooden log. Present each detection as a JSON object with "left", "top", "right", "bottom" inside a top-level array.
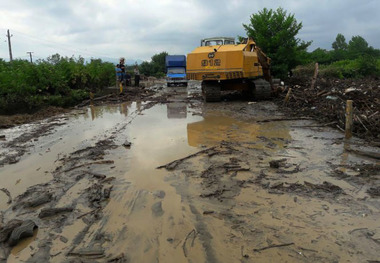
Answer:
[
  {"left": 283, "top": 88, "right": 292, "bottom": 105},
  {"left": 345, "top": 100, "right": 353, "bottom": 139},
  {"left": 310, "top": 63, "right": 319, "bottom": 90}
]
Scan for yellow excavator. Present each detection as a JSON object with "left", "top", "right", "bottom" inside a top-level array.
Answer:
[{"left": 186, "top": 37, "right": 278, "bottom": 102}]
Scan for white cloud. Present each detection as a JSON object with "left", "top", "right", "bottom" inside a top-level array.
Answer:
[{"left": 0, "top": 0, "right": 379, "bottom": 62}]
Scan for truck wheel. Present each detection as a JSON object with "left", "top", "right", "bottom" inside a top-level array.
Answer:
[
  {"left": 202, "top": 82, "right": 221, "bottom": 102},
  {"left": 167, "top": 83, "right": 171, "bottom": 87},
  {"left": 252, "top": 79, "right": 271, "bottom": 100}
]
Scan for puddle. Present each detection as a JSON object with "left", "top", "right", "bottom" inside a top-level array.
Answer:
[
  {"left": 0, "top": 103, "right": 138, "bottom": 209},
  {"left": 1, "top": 89, "right": 379, "bottom": 262},
  {"left": 187, "top": 112, "right": 291, "bottom": 147}
]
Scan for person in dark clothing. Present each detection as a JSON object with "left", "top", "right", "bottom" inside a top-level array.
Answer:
[{"left": 134, "top": 64, "right": 140, "bottom": 87}]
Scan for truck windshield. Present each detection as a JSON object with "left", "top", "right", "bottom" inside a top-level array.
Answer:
[{"left": 167, "top": 67, "right": 185, "bottom": 74}]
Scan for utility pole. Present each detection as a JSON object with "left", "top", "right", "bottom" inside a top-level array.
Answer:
[
  {"left": 6, "top": 29, "right": 13, "bottom": 62},
  {"left": 27, "top": 52, "right": 33, "bottom": 63}
]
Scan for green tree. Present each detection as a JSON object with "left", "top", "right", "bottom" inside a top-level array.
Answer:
[
  {"left": 309, "top": 48, "right": 333, "bottom": 64},
  {"left": 243, "top": 7, "right": 311, "bottom": 78},
  {"left": 331, "top": 33, "right": 348, "bottom": 61},
  {"left": 348, "top": 35, "right": 369, "bottom": 59},
  {"left": 139, "top": 51, "right": 168, "bottom": 77},
  {"left": 332, "top": 33, "right": 348, "bottom": 51},
  {"left": 151, "top": 51, "right": 168, "bottom": 76}
]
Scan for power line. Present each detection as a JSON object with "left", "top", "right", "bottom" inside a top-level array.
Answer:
[{"left": 10, "top": 29, "right": 117, "bottom": 59}]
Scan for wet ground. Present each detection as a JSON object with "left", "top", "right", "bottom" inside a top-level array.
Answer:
[{"left": 0, "top": 81, "right": 379, "bottom": 262}]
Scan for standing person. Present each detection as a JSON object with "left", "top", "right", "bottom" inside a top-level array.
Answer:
[
  {"left": 134, "top": 64, "right": 140, "bottom": 87},
  {"left": 116, "top": 57, "right": 126, "bottom": 87}
]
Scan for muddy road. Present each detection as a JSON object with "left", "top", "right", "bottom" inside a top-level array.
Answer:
[{"left": 0, "top": 81, "right": 379, "bottom": 262}]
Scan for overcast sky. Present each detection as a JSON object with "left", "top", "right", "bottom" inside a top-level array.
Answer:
[{"left": 0, "top": 0, "right": 379, "bottom": 63}]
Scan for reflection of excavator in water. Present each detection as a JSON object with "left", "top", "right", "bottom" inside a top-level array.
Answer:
[{"left": 186, "top": 37, "right": 279, "bottom": 102}]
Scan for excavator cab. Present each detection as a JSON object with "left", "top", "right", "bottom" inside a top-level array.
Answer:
[
  {"left": 201, "top": 37, "right": 235, "bottom": 46},
  {"left": 187, "top": 37, "right": 275, "bottom": 102}
]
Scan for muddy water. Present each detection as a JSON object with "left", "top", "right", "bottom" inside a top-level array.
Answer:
[
  {"left": 2, "top": 88, "right": 380, "bottom": 262},
  {"left": 0, "top": 104, "right": 136, "bottom": 209}
]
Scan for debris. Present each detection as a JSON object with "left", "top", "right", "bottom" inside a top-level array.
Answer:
[
  {"left": 344, "top": 87, "right": 358, "bottom": 94},
  {"left": 103, "top": 186, "right": 113, "bottom": 199},
  {"left": 39, "top": 207, "right": 74, "bottom": 218},
  {"left": 279, "top": 77, "right": 380, "bottom": 142},
  {"left": 0, "top": 188, "right": 12, "bottom": 204},
  {"left": 63, "top": 160, "right": 115, "bottom": 172},
  {"left": 367, "top": 187, "right": 380, "bottom": 197},
  {"left": 8, "top": 220, "right": 37, "bottom": 246},
  {"left": 151, "top": 201, "right": 164, "bottom": 217},
  {"left": 203, "top": 210, "right": 215, "bottom": 215},
  {"left": 345, "top": 148, "right": 380, "bottom": 160},
  {"left": 77, "top": 208, "right": 100, "bottom": 219},
  {"left": 0, "top": 219, "right": 23, "bottom": 242},
  {"left": 59, "top": 235, "right": 68, "bottom": 243},
  {"left": 157, "top": 146, "right": 217, "bottom": 170},
  {"left": 269, "top": 159, "right": 287, "bottom": 168},
  {"left": 24, "top": 192, "right": 52, "bottom": 208},
  {"left": 107, "top": 253, "right": 126, "bottom": 262},
  {"left": 253, "top": 242, "right": 295, "bottom": 252},
  {"left": 68, "top": 248, "right": 105, "bottom": 259},
  {"left": 122, "top": 140, "right": 132, "bottom": 148},
  {"left": 182, "top": 229, "right": 197, "bottom": 257}
]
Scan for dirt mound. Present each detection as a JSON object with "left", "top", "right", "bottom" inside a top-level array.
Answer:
[
  {"left": 277, "top": 76, "right": 380, "bottom": 143},
  {"left": 0, "top": 106, "right": 68, "bottom": 129}
]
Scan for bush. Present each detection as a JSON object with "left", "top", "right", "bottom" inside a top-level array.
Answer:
[{"left": 0, "top": 55, "right": 115, "bottom": 114}]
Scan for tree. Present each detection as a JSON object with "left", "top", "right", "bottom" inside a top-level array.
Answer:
[
  {"left": 309, "top": 48, "right": 333, "bottom": 64},
  {"left": 139, "top": 51, "right": 168, "bottom": 77},
  {"left": 243, "top": 7, "right": 311, "bottom": 78},
  {"left": 348, "top": 35, "right": 369, "bottom": 59},
  {"left": 332, "top": 33, "right": 348, "bottom": 51},
  {"left": 331, "top": 34, "right": 348, "bottom": 61}
]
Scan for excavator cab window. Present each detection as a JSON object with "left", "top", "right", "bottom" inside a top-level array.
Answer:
[
  {"left": 204, "top": 40, "right": 223, "bottom": 46},
  {"left": 201, "top": 38, "right": 235, "bottom": 46}
]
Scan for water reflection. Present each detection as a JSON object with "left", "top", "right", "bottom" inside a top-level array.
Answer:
[
  {"left": 187, "top": 112, "right": 291, "bottom": 147},
  {"left": 167, "top": 102, "right": 187, "bottom": 119}
]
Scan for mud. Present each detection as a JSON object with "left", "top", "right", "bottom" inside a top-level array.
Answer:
[{"left": 0, "top": 80, "right": 379, "bottom": 262}]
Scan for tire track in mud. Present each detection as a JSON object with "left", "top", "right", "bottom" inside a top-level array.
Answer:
[{"left": 0, "top": 102, "right": 157, "bottom": 262}]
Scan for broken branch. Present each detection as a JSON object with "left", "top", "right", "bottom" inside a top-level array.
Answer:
[
  {"left": 253, "top": 242, "right": 295, "bottom": 252},
  {"left": 157, "top": 146, "right": 217, "bottom": 170}
]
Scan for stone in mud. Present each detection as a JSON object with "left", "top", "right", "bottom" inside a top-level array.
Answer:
[
  {"left": 151, "top": 201, "right": 164, "bottom": 217},
  {"left": 103, "top": 186, "right": 113, "bottom": 199},
  {"left": 123, "top": 140, "right": 132, "bottom": 148},
  {"left": 367, "top": 187, "right": 380, "bottom": 197},
  {"left": 269, "top": 159, "right": 287, "bottom": 168},
  {"left": 153, "top": 190, "right": 166, "bottom": 199},
  {"left": 8, "top": 220, "right": 37, "bottom": 246}
]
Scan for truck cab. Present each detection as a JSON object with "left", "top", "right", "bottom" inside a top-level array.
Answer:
[{"left": 165, "top": 55, "right": 188, "bottom": 87}]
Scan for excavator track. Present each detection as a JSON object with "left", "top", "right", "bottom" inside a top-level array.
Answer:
[
  {"left": 202, "top": 82, "right": 221, "bottom": 102},
  {"left": 252, "top": 79, "right": 272, "bottom": 100}
]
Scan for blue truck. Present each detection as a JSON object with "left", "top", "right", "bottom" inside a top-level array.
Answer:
[{"left": 165, "top": 55, "right": 188, "bottom": 87}]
